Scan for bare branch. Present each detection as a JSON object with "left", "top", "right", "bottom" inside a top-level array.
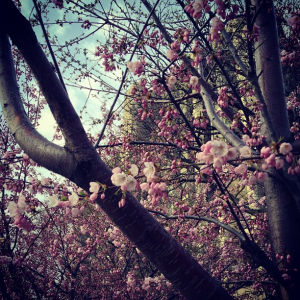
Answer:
[
  {"left": 201, "top": 85, "right": 245, "bottom": 149},
  {"left": 222, "top": 29, "right": 249, "bottom": 77},
  {"left": 148, "top": 209, "right": 246, "bottom": 241}
]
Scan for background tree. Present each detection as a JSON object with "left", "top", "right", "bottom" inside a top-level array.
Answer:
[{"left": 0, "top": 0, "right": 300, "bottom": 299}]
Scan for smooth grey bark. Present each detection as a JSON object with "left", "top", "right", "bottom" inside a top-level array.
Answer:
[
  {"left": 252, "top": 0, "right": 300, "bottom": 298},
  {"left": 0, "top": 1, "right": 233, "bottom": 299}
]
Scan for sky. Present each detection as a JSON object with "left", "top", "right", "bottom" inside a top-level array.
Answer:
[{"left": 19, "top": 0, "right": 129, "bottom": 146}]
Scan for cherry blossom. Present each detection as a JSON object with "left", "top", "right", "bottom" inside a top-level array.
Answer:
[
  {"left": 227, "top": 147, "right": 237, "bottom": 160},
  {"left": 7, "top": 201, "right": 19, "bottom": 218},
  {"left": 140, "top": 182, "right": 149, "bottom": 191},
  {"left": 208, "top": 17, "right": 224, "bottom": 42},
  {"left": 234, "top": 163, "right": 247, "bottom": 175},
  {"left": 192, "top": 0, "right": 204, "bottom": 13},
  {"left": 279, "top": 142, "right": 293, "bottom": 155},
  {"left": 124, "top": 175, "right": 137, "bottom": 191},
  {"left": 189, "top": 76, "right": 198, "bottom": 87},
  {"left": 210, "top": 140, "right": 228, "bottom": 157},
  {"left": 89, "top": 182, "right": 100, "bottom": 193},
  {"left": 166, "top": 49, "right": 177, "bottom": 61},
  {"left": 71, "top": 207, "right": 80, "bottom": 217},
  {"left": 287, "top": 14, "right": 300, "bottom": 28},
  {"left": 129, "top": 164, "right": 139, "bottom": 176},
  {"left": 112, "top": 167, "right": 122, "bottom": 174},
  {"left": 257, "top": 172, "right": 268, "bottom": 182},
  {"left": 239, "top": 146, "right": 252, "bottom": 158},
  {"left": 168, "top": 75, "right": 177, "bottom": 85},
  {"left": 260, "top": 146, "right": 271, "bottom": 158},
  {"left": 143, "top": 162, "right": 156, "bottom": 179},
  {"left": 69, "top": 192, "right": 79, "bottom": 206},
  {"left": 111, "top": 172, "right": 127, "bottom": 187}
]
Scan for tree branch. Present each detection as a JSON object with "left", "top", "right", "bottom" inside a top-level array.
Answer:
[
  {"left": 0, "top": 34, "right": 73, "bottom": 177},
  {"left": 201, "top": 85, "right": 245, "bottom": 149}
]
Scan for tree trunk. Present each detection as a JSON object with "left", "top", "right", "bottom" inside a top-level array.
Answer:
[{"left": 253, "top": 0, "right": 300, "bottom": 298}]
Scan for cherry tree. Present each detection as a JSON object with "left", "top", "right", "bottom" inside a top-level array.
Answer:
[{"left": 0, "top": 0, "right": 300, "bottom": 299}]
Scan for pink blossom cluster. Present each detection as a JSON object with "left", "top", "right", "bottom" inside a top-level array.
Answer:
[
  {"left": 290, "top": 122, "right": 300, "bottom": 140},
  {"left": 287, "top": 13, "right": 300, "bottom": 29},
  {"left": 196, "top": 140, "right": 297, "bottom": 184},
  {"left": 138, "top": 107, "right": 152, "bottom": 121},
  {"left": 208, "top": 17, "right": 225, "bottom": 43},
  {"left": 111, "top": 164, "right": 138, "bottom": 192},
  {"left": 0, "top": 256, "right": 12, "bottom": 265},
  {"left": 170, "top": 40, "right": 180, "bottom": 52},
  {"left": 217, "top": 87, "right": 230, "bottom": 108},
  {"left": 189, "top": 76, "right": 200, "bottom": 92},
  {"left": 151, "top": 79, "right": 166, "bottom": 96},
  {"left": 111, "top": 36, "right": 131, "bottom": 55},
  {"left": 281, "top": 50, "right": 297, "bottom": 66},
  {"left": 166, "top": 49, "right": 178, "bottom": 61},
  {"left": 175, "top": 131, "right": 193, "bottom": 149},
  {"left": 127, "top": 56, "right": 147, "bottom": 76},
  {"left": 193, "top": 114, "right": 209, "bottom": 129},
  {"left": 239, "top": 80, "right": 255, "bottom": 98},
  {"left": 126, "top": 272, "right": 137, "bottom": 292},
  {"left": 142, "top": 180, "right": 168, "bottom": 206},
  {"left": 286, "top": 88, "right": 300, "bottom": 111},
  {"left": 52, "top": 0, "right": 63, "bottom": 9},
  {"left": 242, "top": 129, "right": 265, "bottom": 147},
  {"left": 127, "top": 61, "right": 144, "bottom": 75},
  {"left": 157, "top": 109, "right": 179, "bottom": 140},
  {"left": 185, "top": 1, "right": 238, "bottom": 21},
  {"left": 196, "top": 140, "right": 271, "bottom": 184},
  {"left": 95, "top": 47, "right": 116, "bottom": 72},
  {"left": 81, "top": 20, "right": 92, "bottom": 30},
  {"left": 141, "top": 28, "right": 167, "bottom": 49},
  {"left": 191, "top": 41, "right": 203, "bottom": 67},
  {"left": 89, "top": 182, "right": 103, "bottom": 202},
  {"left": 135, "top": 94, "right": 153, "bottom": 121},
  {"left": 215, "top": 0, "right": 227, "bottom": 19},
  {"left": 101, "top": 52, "right": 116, "bottom": 72},
  {"left": 22, "top": 153, "right": 30, "bottom": 166},
  {"left": 196, "top": 140, "right": 239, "bottom": 174},
  {"left": 185, "top": 0, "right": 209, "bottom": 19},
  {"left": 142, "top": 276, "right": 162, "bottom": 292},
  {"left": 143, "top": 162, "right": 156, "bottom": 182},
  {"left": 7, "top": 193, "right": 32, "bottom": 231},
  {"left": 48, "top": 191, "right": 85, "bottom": 217},
  {"left": 110, "top": 162, "right": 168, "bottom": 206},
  {"left": 168, "top": 75, "right": 177, "bottom": 86},
  {"left": 261, "top": 143, "right": 299, "bottom": 174},
  {"left": 173, "top": 28, "right": 191, "bottom": 45},
  {"left": 95, "top": 46, "right": 116, "bottom": 72}
]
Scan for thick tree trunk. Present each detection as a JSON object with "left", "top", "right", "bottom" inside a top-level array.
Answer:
[{"left": 253, "top": 0, "right": 300, "bottom": 298}]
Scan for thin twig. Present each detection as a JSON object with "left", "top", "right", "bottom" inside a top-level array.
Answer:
[{"left": 33, "top": 0, "right": 67, "bottom": 93}]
